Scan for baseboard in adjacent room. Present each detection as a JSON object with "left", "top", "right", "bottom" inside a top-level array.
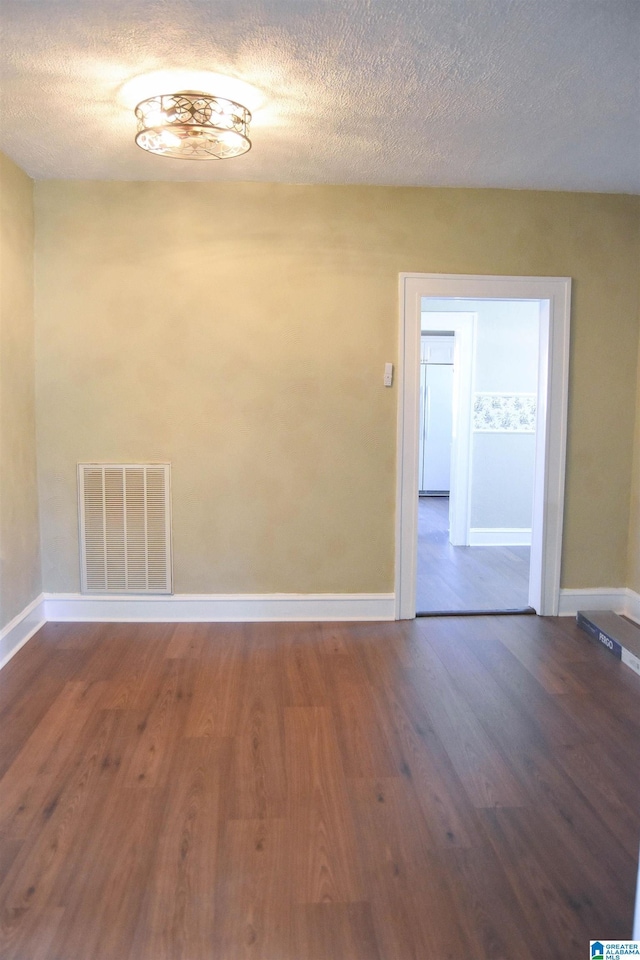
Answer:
[
  {"left": 0, "top": 594, "right": 46, "bottom": 669},
  {"left": 42, "top": 592, "right": 397, "bottom": 623},
  {"left": 468, "top": 528, "right": 532, "bottom": 547}
]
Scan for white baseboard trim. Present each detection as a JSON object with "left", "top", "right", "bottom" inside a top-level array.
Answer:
[
  {"left": 0, "top": 594, "right": 46, "bottom": 669},
  {"left": 6, "top": 587, "right": 639, "bottom": 671},
  {"left": 623, "top": 589, "right": 640, "bottom": 625},
  {"left": 43, "top": 592, "right": 396, "bottom": 623},
  {"left": 468, "top": 528, "right": 532, "bottom": 547},
  {"left": 558, "top": 587, "right": 640, "bottom": 624}
]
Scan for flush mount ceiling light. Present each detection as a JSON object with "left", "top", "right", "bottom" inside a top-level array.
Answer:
[{"left": 134, "top": 91, "right": 251, "bottom": 160}]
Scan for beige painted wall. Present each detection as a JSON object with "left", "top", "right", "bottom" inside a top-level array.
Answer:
[
  {"left": 0, "top": 153, "right": 41, "bottom": 627},
  {"left": 34, "top": 181, "right": 640, "bottom": 595},
  {"left": 627, "top": 270, "right": 640, "bottom": 593}
]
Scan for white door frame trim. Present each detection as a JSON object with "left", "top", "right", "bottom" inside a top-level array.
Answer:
[{"left": 395, "top": 273, "right": 571, "bottom": 619}]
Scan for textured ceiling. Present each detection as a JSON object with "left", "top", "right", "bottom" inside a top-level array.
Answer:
[{"left": 1, "top": 0, "right": 638, "bottom": 191}]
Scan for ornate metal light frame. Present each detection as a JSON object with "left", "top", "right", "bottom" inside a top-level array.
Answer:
[{"left": 134, "top": 91, "right": 252, "bottom": 160}]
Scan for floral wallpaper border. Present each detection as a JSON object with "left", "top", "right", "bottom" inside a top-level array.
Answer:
[{"left": 473, "top": 392, "right": 537, "bottom": 432}]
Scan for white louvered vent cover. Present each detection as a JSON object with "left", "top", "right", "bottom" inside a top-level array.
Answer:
[{"left": 78, "top": 463, "right": 172, "bottom": 594}]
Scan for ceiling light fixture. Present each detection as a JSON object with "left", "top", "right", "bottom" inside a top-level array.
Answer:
[{"left": 134, "top": 91, "right": 251, "bottom": 160}]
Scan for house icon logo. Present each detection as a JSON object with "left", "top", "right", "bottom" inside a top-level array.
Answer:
[{"left": 591, "top": 944, "right": 604, "bottom": 960}]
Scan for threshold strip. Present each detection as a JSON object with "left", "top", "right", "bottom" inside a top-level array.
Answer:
[{"left": 416, "top": 607, "right": 536, "bottom": 618}]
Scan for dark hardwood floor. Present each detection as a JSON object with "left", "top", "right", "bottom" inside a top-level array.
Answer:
[
  {"left": 417, "top": 496, "right": 531, "bottom": 612},
  {"left": 0, "top": 616, "right": 638, "bottom": 959}
]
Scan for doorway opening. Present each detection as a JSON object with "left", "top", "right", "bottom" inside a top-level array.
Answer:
[
  {"left": 417, "top": 302, "right": 538, "bottom": 614},
  {"left": 395, "top": 274, "right": 571, "bottom": 620}
]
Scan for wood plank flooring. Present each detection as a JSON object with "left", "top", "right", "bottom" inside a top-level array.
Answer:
[
  {"left": 417, "top": 496, "right": 531, "bottom": 612},
  {"left": 0, "top": 616, "right": 638, "bottom": 959}
]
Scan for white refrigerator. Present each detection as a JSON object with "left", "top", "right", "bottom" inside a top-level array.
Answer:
[{"left": 418, "top": 335, "right": 454, "bottom": 496}]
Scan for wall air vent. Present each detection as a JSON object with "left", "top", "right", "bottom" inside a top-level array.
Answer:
[{"left": 78, "top": 463, "right": 172, "bottom": 594}]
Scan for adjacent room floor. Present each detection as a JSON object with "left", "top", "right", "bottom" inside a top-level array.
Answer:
[
  {"left": 0, "top": 615, "right": 638, "bottom": 959},
  {"left": 417, "top": 495, "right": 531, "bottom": 612}
]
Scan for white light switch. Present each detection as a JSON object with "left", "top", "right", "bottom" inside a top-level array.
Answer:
[{"left": 384, "top": 362, "right": 394, "bottom": 387}]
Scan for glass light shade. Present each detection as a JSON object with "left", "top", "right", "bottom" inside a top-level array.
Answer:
[{"left": 134, "top": 91, "right": 251, "bottom": 160}]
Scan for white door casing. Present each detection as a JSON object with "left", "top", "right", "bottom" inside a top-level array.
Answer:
[{"left": 395, "top": 274, "right": 571, "bottom": 619}]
